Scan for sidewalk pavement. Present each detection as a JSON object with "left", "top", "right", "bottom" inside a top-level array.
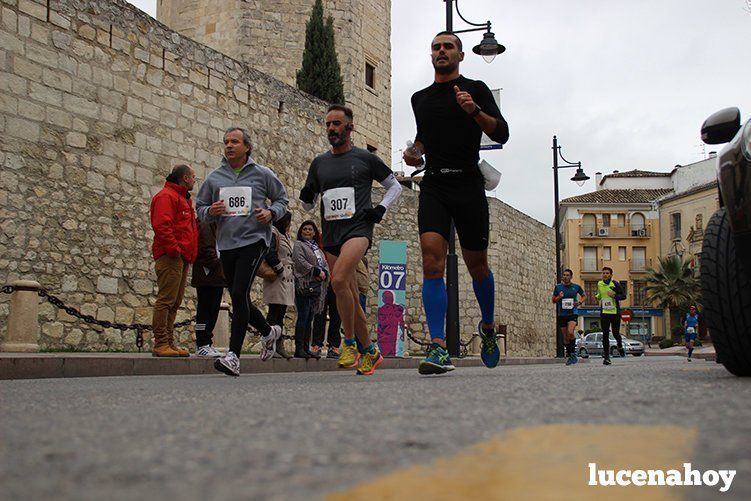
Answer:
[
  {"left": 0, "top": 352, "right": 581, "bottom": 380},
  {"left": 644, "top": 343, "right": 716, "bottom": 361}
]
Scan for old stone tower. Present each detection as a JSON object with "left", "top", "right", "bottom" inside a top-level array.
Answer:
[{"left": 156, "top": 0, "right": 392, "bottom": 156}]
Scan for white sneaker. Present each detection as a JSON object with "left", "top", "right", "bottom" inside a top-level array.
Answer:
[
  {"left": 214, "top": 351, "right": 240, "bottom": 376},
  {"left": 196, "top": 345, "right": 223, "bottom": 357},
  {"left": 260, "top": 325, "right": 282, "bottom": 362}
]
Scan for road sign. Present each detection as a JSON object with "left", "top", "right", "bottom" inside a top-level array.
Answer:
[
  {"left": 480, "top": 88, "right": 504, "bottom": 150},
  {"left": 621, "top": 309, "right": 633, "bottom": 323}
]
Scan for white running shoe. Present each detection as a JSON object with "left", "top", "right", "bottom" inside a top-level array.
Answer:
[
  {"left": 196, "top": 345, "right": 223, "bottom": 357},
  {"left": 214, "top": 351, "right": 241, "bottom": 376},
  {"left": 260, "top": 325, "right": 282, "bottom": 362}
]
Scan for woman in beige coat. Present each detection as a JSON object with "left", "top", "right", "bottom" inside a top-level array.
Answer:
[{"left": 262, "top": 212, "right": 295, "bottom": 359}]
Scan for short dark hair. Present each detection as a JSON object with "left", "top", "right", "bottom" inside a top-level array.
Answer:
[
  {"left": 297, "top": 219, "right": 322, "bottom": 248},
  {"left": 434, "top": 31, "right": 463, "bottom": 51},
  {"left": 273, "top": 211, "right": 292, "bottom": 233},
  {"left": 602, "top": 266, "right": 613, "bottom": 274},
  {"left": 224, "top": 127, "right": 252, "bottom": 148},
  {"left": 326, "top": 104, "right": 353, "bottom": 121},
  {"left": 563, "top": 269, "right": 573, "bottom": 276},
  {"left": 166, "top": 164, "right": 191, "bottom": 183}
]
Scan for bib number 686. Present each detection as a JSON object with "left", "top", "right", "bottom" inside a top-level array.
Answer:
[{"left": 228, "top": 196, "right": 246, "bottom": 208}]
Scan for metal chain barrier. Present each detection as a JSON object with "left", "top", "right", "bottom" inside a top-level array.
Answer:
[
  {"left": 2, "top": 285, "right": 500, "bottom": 353},
  {"left": 1, "top": 285, "right": 192, "bottom": 352},
  {"left": 37, "top": 288, "right": 193, "bottom": 351}
]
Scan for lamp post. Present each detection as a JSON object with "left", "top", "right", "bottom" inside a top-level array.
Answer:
[
  {"left": 443, "top": 0, "right": 505, "bottom": 357},
  {"left": 552, "top": 135, "right": 588, "bottom": 357}
]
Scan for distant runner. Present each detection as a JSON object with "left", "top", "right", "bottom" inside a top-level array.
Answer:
[
  {"left": 683, "top": 305, "right": 700, "bottom": 362},
  {"left": 553, "top": 269, "right": 586, "bottom": 365}
]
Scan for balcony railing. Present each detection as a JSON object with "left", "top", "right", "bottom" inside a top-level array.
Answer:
[
  {"left": 629, "top": 257, "right": 651, "bottom": 273},
  {"left": 580, "top": 223, "right": 651, "bottom": 239},
  {"left": 580, "top": 257, "right": 601, "bottom": 273}
]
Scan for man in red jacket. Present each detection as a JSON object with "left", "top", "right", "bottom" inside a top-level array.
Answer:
[{"left": 150, "top": 164, "right": 199, "bottom": 357}]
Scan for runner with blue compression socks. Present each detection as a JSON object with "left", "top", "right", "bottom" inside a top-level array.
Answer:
[{"left": 403, "top": 32, "right": 509, "bottom": 375}]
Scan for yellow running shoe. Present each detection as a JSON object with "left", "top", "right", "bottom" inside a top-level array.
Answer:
[
  {"left": 338, "top": 343, "right": 360, "bottom": 368},
  {"left": 356, "top": 348, "right": 383, "bottom": 376}
]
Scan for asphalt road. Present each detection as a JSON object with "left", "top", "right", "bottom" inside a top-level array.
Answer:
[{"left": 1, "top": 356, "right": 749, "bottom": 500}]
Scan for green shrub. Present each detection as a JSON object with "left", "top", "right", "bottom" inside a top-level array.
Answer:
[
  {"left": 659, "top": 338, "right": 674, "bottom": 349},
  {"left": 670, "top": 325, "right": 684, "bottom": 340}
]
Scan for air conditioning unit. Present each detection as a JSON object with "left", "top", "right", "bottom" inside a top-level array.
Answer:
[
  {"left": 631, "top": 228, "right": 647, "bottom": 237},
  {"left": 598, "top": 227, "right": 609, "bottom": 236}
]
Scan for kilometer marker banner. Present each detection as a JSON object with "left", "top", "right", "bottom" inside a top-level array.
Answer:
[{"left": 377, "top": 240, "right": 407, "bottom": 357}]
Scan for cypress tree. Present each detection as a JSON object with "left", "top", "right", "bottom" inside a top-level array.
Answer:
[{"left": 296, "top": 0, "right": 345, "bottom": 104}]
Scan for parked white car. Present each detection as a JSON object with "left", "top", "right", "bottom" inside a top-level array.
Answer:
[{"left": 577, "top": 332, "right": 644, "bottom": 358}]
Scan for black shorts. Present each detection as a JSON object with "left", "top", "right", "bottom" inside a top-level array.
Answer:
[
  {"left": 324, "top": 235, "right": 372, "bottom": 257},
  {"left": 557, "top": 315, "right": 578, "bottom": 328},
  {"left": 418, "top": 177, "right": 489, "bottom": 251},
  {"left": 322, "top": 218, "right": 373, "bottom": 257}
]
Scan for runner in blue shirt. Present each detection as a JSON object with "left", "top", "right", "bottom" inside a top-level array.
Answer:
[
  {"left": 682, "top": 305, "right": 700, "bottom": 362},
  {"left": 552, "top": 269, "right": 586, "bottom": 365}
]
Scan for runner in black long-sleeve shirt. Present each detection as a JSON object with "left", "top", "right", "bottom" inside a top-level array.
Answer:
[{"left": 403, "top": 32, "right": 509, "bottom": 375}]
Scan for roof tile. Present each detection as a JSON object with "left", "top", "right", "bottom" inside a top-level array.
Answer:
[{"left": 561, "top": 188, "right": 673, "bottom": 204}]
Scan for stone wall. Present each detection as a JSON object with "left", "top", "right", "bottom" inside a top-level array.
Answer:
[
  {"left": 0, "top": 0, "right": 555, "bottom": 356},
  {"left": 0, "top": 0, "right": 331, "bottom": 350},
  {"left": 157, "top": 0, "right": 392, "bottom": 156}
]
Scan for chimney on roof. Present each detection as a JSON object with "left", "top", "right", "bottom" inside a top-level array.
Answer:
[{"left": 595, "top": 172, "right": 602, "bottom": 190}]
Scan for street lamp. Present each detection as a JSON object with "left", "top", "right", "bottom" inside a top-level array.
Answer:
[
  {"left": 445, "top": 0, "right": 505, "bottom": 62},
  {"left": 442, "top": 0, "right": 505, "bottom": 358},
  {"left": 552, "top": 135, "right": 588, "bottom": 357}
]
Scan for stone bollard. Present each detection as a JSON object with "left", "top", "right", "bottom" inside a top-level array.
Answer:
[
  {"left": 213, "top": 302, "right": 230, "bottom": 350},
  {"left": 470, "top": 335, "right": 482, "bottom": 356},
  {"left": 1, "top": 280, "right": 41, "bottom": 352}
]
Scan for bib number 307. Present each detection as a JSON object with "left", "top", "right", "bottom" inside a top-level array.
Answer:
[
  {"left": 219, "top": 186, "right": 252, "bottom": 216},
  {"left": 323, "top": 187, "right": 355, "bottom": 221}
]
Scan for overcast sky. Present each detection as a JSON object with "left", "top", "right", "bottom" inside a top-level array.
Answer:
[{"left": 128, "top": 0, "right": 751, "bottom": 224}]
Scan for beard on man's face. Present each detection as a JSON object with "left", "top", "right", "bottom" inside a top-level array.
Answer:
[{"left": 328, "top": 131, "right": 348, "bottom": 147}]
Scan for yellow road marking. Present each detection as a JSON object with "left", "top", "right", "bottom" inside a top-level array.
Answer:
[{"left": 327, "top": 424, "right": 696, "bottom": 500}]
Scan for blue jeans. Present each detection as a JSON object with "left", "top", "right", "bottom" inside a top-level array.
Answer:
[{"left": 295, "top": 294, "right": 317, "bottom": 351}]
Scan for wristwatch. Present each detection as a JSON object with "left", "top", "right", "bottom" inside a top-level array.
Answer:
[{"left": 469, "top": 105, "right": 482, "bottom": 118}]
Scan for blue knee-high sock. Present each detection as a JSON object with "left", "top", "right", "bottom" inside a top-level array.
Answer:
[
  {"left": 422, "top": 278, "right": 447, "bottom": 341},
  {"left": 472, "top": 271, "right": 495, "bottom": 326}
]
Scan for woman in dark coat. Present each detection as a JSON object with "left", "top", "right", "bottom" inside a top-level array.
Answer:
[{"left": 192, "top": 219, "right": 226, "bottom": 357}]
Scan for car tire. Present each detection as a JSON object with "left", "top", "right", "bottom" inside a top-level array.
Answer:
[
  {"left": 578, "top": 347, "right": 588, "bottom": 358},
  {"left": 610, "top": 346, "right": 619, "bottom": 357},
  {"left": 701, "top": 208, "right": 751, "bottom": 377},
  {"left": 632, "top": 353, "right": 643, "bottom": 357}
]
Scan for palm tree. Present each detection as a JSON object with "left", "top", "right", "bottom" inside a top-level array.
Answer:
[{"left": 645, "top": 255, "right": 701, "bottom": 338}]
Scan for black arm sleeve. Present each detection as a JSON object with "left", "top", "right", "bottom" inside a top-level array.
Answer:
[
  {"left": 474, "top": 81, "right": 509, "bottom": 145},
  {"left": 411, "top": 93, "right": 424, "bottom": 145},
  {"left": 613, "top": 281, "right": 627, "bottom": 301},
  {"left": 303, "top": 158, "right": 320, "bottom": 194},
  {"left": 368, "top": 152, "right": 393, "bottom": 183}
]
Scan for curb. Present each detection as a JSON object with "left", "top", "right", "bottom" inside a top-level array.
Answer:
[
  {"left": 645, "top": 351, "right": 717, "bottom": 361},
  {"left": 0, "top": 353, "right": 576, "bottom": 380}
]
